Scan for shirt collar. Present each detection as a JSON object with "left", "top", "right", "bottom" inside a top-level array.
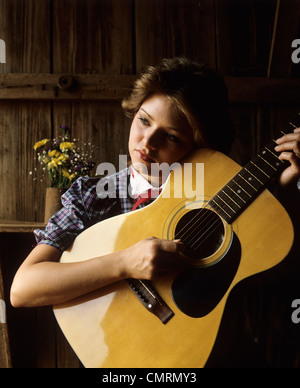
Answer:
[{"left": 129, "top": 166, "right": 166, "bottom": 197}]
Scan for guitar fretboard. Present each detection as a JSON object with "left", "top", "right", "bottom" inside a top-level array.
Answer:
[{"left": 209, "top": 113, "right": 300, "bottom": 224}]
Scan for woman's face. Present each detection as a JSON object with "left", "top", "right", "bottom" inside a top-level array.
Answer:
[{"left": 128, "top": 94, "right": 195, "bottom": 184}]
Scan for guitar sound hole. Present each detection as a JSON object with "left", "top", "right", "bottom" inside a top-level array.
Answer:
[{"left": 175, "top": 209, "right": 224, "bottom": 260}]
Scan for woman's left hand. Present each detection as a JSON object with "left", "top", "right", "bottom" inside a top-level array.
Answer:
[{"left": 275, "top": 128, "right": 300, "bottom": 187}]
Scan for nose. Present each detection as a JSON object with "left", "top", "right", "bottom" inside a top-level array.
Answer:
[{"left": 142, "top": 128, "right": 159, "bottom": 151}]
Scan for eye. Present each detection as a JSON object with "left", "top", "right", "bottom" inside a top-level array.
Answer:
[
  {"left": 166, "top": 133, "right": 180, "bottom": 143},
  {"left": 138, "top": 116, "right": 150, "bottom": 126}
]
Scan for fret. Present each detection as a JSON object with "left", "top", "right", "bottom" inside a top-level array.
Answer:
[
  {"left": 237, "top": 172, "right": 259, "bottom": 192},
  {"left": 226, "top": 184, "right": 246, "bottom": 204},
  {"left": 244, "top": 167, "right": 264, "bottom": 185},
  {"left": 257, "top": 154, "right": 277, "bottom": 171},
  {"left": 244, "top": 158, "right": 273, "bottom": 186},
  {"left": 249, "top": 161, "right": 270, "bottom": 178},
  {"left": 231, "top": 178, "right": 252, "bottom": 199},
  {"left": 216, "top": 193, "right": 236, "bottom": 214},
  {"left": 264, "top": 145, "right": 283, "bottom": 165},
  {"left": 289, "top": 121, "right": 297, "bottom": 129},
  {"left": 252, "top": 150, "right": 276, "bottom": 173},
  {"left": 221, "top": 188, "right": 241, "bottom": 209},
  {"left": 209, "top": 197, "right": 233, "bottom": 222}
]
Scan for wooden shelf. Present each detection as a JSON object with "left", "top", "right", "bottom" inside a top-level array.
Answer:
[{"left": 0, "top": 220, "right": 45, "bottom": 233}]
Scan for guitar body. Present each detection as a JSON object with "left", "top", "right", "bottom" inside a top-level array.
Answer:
[{"left": 53, "top": 148, "right": 294, "bottom": 368}]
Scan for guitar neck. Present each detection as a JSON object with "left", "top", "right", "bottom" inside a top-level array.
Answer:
[{"left": 209, "top": 113, "right": 300, "bottom": 224}]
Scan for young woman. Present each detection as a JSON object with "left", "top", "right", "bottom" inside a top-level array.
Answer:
[{"left": 10, "top": 57, "right": 300, "bottom": 308}]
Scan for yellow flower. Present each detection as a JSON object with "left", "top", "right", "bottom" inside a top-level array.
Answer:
[
  {"left": 48, "top": 150, "right": 61, "bottom": 158},
  {"left": 33, "top": 139, "right": 50, "bottom": 150},
  {"left": 60, "top": 142, "right": 75, "bottom": 152},
  {"left": 62, "top": 169, "right": 75, "bottom": 181},
  {"left": 58, "top": 154, "right": 69, "bottom": 162},
  {"left": 47, "top": 158, "right": 60, "bottom": 169}
]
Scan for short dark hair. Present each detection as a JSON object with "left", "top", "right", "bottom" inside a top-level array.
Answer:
[{"left": 122, "top": 57, "right": 234, "bottom": 154}]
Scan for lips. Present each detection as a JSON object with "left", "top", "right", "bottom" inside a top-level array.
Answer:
[{"left": 136, "top": 149, "right": 156, "bottom": 163}]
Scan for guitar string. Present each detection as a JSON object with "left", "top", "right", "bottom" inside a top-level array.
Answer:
[
  {"left": 189, "top": 214, "right": 225, "bottom": 252},
  {"left": 183, "top": 211, "right": 220, "bottom": 248},
  {"left": 169, "top": 123, "right": 298, "bottom": 255}
]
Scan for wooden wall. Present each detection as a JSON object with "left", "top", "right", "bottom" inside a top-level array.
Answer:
[
  {"left": 0, "top": 0, "right": 300, "bottom": 368},
  {"left": 0, "top": 0, "right": 299, "bottom": 222}
]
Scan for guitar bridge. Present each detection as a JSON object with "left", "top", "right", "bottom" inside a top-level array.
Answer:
[{"left": 126, "top": 278, "right": 174, "bottom": 324}]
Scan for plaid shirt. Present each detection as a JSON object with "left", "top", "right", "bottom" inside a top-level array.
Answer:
[{"left": 34, "top": 168, "right": 153, "bottom": 251}]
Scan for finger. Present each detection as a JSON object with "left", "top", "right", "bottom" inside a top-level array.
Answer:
[
  {"left": 159, "top": 238, "right": 185, "bottom": 253},
  {"left": 294, "top": 127, "right": 300, "bottom": 133},
  {"left": 173, "top": 239, "right": 186, "bottom": 253},
  {"left": 275, "top": 140, "right": 298, "bottom": 152},
  {"left": 275, "top": 142, "right": 300, "bottom": 158},
  {"left": 275, "top": 132, "right": 300, "bottom": 144},
  {"left": 278, "top": 151, "right": 300, "bottom": 168}
]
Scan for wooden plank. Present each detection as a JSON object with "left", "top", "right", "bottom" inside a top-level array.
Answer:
[
  {"left": 0, "top": 73, "right": 136, "bottom": 100},
  {"left": 1, "top": 74, "right": 300, "bottom": 103},
  {"left": 0, "top": 0, "right": 51, "bottom": 73},
  {"left": 0, "top": 220, "right": 45, "bottom": 233},
  {"left": 52, "top": 0, "right": 133, "bottom": 74},
  {"left": 0, "top": 0, "right": 52, "bottom": 223},
  {"left": 225, "top": 77, "right": 300, "bottom": 103},
  {"left": 135, "top": 0, "right": 216, "bottom": 72},
  {"left": 52, "top": 100, "right": 131, "bottom": 170},
  {"left": 0, "top": 101, "right": 51, "bottom": 222}
]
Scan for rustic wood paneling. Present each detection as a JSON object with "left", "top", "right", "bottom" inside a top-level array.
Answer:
[
  {"left": 0, "top": 102, "right": 51, "bottom": 221},
  {"left": 0, "top": 0, "right": 51, "bottom": 73},
  {"left": 0, "top": 0, "right": 52, "bottom": 222},
  {"left": 1, "top": 74, "right": 300, "bottom": 103},
  {"left": 52, "top": 101, "right": 131, "bottom": 168},
  {"left": 53, "top": 0, "right": 133, "bottom": 74},
  {"left": 135, "top": 0, "right": 216, "bottom": 72}
]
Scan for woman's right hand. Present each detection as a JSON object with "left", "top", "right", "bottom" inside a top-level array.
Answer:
[{"left": 121, "top": 236, "right": 189, "bottom": 280}]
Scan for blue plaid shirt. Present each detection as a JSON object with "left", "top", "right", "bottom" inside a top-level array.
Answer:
[{"left": 34, "top": 168, "right": 152, "bottom": 252}]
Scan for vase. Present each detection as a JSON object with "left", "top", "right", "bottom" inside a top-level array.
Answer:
[{"left": 44, "top": 187, "right": 66, "bottom": 224}]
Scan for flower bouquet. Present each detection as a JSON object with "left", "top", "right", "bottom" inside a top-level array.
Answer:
[{"left": 31, "top": 125, "right": 96, "bottom": 189}]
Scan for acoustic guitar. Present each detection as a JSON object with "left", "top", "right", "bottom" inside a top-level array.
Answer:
[{"left": 53, "top": 116, "right": 299, "bottom": 368}]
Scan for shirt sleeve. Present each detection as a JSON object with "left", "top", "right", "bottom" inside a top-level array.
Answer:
[{"left": 34, "top": 178, "right": 90, "bottom": 251}]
